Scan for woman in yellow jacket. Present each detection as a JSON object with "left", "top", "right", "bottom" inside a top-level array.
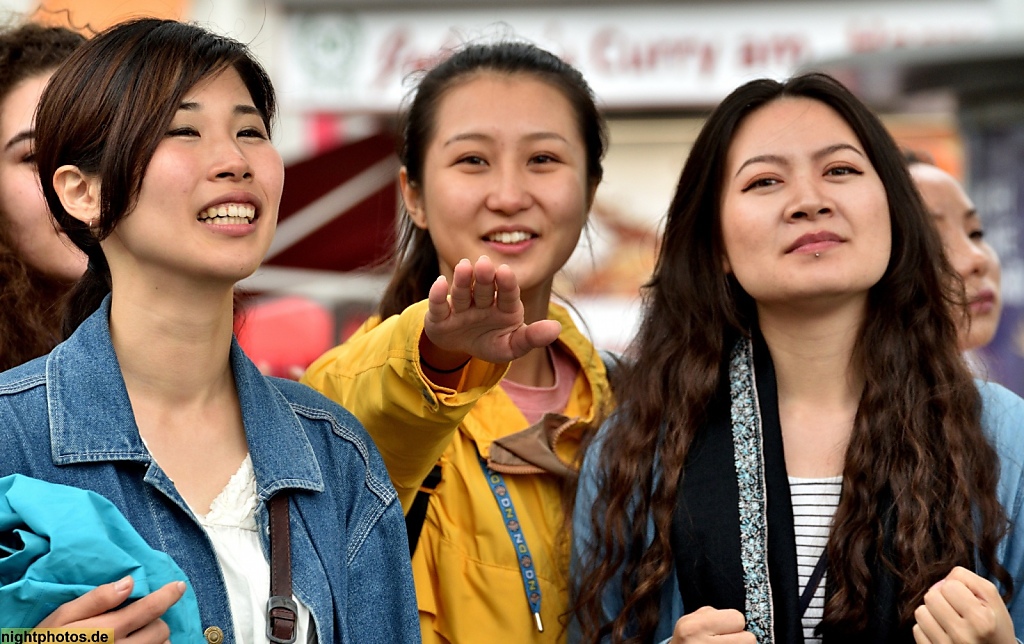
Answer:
[{"left": 302, "top": 41, "right": 613, "bottom": 643}]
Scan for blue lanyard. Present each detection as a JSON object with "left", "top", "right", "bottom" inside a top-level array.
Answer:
[{"left": 477, "top": 454, "right": 544, "bottom": 632}]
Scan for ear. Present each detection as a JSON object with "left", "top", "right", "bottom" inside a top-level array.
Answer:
[
  {"left": 399, "top": 166, "right": 427, "bottom": 230},
  {"left": 53, "top": 165, "right": 101, "bottom": 227}
]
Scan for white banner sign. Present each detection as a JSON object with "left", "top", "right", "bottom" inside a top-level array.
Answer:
[{"left": 279, "top": 2, "right": 997, "bottom": 112}]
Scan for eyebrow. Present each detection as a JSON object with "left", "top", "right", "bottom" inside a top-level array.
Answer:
[
  {"left": 930, "top": 208, "right": 980, "bottom": 221},
  {"left": 443, "top": 131, "right": 568, "bottom": 147},
  {"left": 734, "top": 143, "right": 865, "bottom": 177},
  {"left": 4, "top": 129, "right": 33, "bottom": 151},
  {"left": 178, "top": 102, "right": 262, "bottom": 117}
]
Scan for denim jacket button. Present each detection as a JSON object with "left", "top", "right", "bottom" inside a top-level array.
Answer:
[{"left": 204, "top": 626, "right": 224, "bottom": 644}]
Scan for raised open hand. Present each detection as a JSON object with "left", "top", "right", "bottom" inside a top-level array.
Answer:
[{"left": 422, "top": 256, "right": 561, "bottom": 368}]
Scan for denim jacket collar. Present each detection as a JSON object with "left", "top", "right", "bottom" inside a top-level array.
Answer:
[{"left": 46, "top": 296, "right": 324, "bottom": 498}]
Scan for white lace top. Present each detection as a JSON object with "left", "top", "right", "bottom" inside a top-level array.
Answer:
[{"left": 193, "top": 455, "right": 313, "bottom": 644}]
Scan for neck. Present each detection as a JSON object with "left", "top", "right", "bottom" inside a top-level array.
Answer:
[
  {"left": 757, "top": 299, "right": 866, "bottom": 408},
  {"left": 757, "top": 299, "right": 866, "bottom": 477},
  {"left": 109, "top": 279, "right": 237, "bottom": 407}
]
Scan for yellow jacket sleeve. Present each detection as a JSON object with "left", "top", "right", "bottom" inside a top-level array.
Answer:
[{"left": 301, "top": 299, "right": 509, "bottom": 511}]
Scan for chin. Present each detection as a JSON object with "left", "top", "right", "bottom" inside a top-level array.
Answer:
[
  {"left": 964, "top": 325, "right": 998, "bottom": 352},
  {"left": 39, "top": 259, "right": 88, "bottom": 283}
]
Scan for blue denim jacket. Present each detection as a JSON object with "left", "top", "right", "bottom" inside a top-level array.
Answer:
[
  {"left": 571, "top": 380, "right": 1024, "bottom": 643},
  {"left": 0, "top": 298, "right": 420, "bottom": 644}
]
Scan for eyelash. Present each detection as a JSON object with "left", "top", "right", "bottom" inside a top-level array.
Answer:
[
  {"left": 239, "top": 127, "right": 267, "bottom": 139},
  {"left": 741, "top": 177, "right": 779, "bottom": 192},
  {"left": 166, "top": 126, "right": 267, "bottom": 139},
  {"left": 827, "top": 165, "right": 862, "bottom": 177}
]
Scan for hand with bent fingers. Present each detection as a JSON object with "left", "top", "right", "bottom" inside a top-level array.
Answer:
[
  {"left": 670, "top": 606, "right": 757, "bottom": 644},
  {"left": 38, "top": 576, "right": 185, "bottom": 644},
  {"left": 913, "top": 566, "right": 1015, "bottom": 644},
  {"left": 421, "top": 256, "right": 561, "bottom": 371}
]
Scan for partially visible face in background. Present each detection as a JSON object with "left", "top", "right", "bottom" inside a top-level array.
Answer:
[
  {"left": 0, "top": 70, "right": 86, "bottom": 280},
  {"left": 909, "top": 163, "right": 1002, "bottom": 350}
]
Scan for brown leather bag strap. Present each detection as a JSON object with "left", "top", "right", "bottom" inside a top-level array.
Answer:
[{"left": 267, "top": 493, "right": 297, "bottom": 644}]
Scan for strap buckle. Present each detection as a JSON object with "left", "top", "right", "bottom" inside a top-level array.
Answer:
[{"left": 267, "top": 595, "right": 298, "bottom": 644}]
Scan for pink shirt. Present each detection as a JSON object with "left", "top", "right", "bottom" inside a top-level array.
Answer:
[{"left": 501, "top": 346, "right": 579, "bottom": 425}]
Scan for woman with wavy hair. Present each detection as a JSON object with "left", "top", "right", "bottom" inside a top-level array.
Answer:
[
  {"left": 572, "top": 73, "right": 1024, "bottom": 643},
  {"left": 0, "top": 21, "right": 86, "bottom": 371}
]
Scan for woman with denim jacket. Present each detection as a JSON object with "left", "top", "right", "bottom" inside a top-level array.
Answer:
[
  {"left": 0, "top": 18, "right": 419, "bottom": 644},
  {"left": 571, "top": 73, "right": 1024, "bottom": 643}
]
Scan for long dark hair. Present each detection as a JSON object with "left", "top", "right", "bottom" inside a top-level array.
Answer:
[
  {"left": 377, "top": 40, "right": 608, "bottom": 318},
  {"left": 33, "top": 18, "right": 276, "bottom": 337},
  {"left": 574, "top": 72, "right": 1009, "bottom": 642},
  {"left": 0, "top": 22, "right": 85, "bottom": 371}
]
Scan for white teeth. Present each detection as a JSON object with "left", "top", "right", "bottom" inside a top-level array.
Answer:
[
  {"left": 206, "top": 216, "right": 251, "bottom": 226},
  {"left": 198, "top": 203, "right": 256, "bottom": 222},
  {"left": 486, "top": 231, "right": 532, "bottom": 244}
]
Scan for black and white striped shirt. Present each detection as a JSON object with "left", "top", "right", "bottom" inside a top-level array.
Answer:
[{"left": 789, "top": 475, "right": 842, "bottom": 644}]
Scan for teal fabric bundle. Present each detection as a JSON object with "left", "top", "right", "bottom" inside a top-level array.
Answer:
[{"left": 0, "top": 474, "right": 203, "bottom": 641}]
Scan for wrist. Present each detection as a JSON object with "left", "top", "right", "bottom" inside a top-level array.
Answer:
[{"left": 421, "top": 355, "right": 471, "bottom": 374}]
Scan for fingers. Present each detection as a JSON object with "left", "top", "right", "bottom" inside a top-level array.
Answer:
[
  {"left": 472, "top": 256, "right": 496, "bottom": 309},
  {"left": 449, "top": 259, "right": 474, "bottom": 312},
  {"left": 914, "top": 602, "right": 952, "bottom": 644},
  {"left": 912, "top": 624, "right": 937, "bottom": 644},
  {"left": 509, "top": 320, "right": 561, "bottom": 357},
  {"left": 494, "top": 263, "right": 522, "bottom": 313},
  {"left": 672, "top": 606, "right": 754, "bottom": 642},
  {"left": 914, "top": 574, "right": 1003, "bottom": 644},
  {"left": 103, "top": 581, "right": 185, "bottom": 639},
  {"left": 427, "top": 275, "right": 452, "bottom": 323},
  {"left": 38, "top": 579, "right": 184, "bottom": 644},
  {"left": 39, "top": 576, "right": 135, "bottom": 627},
  {"left": 446, "top": 257, "right": 501, "bottom": 313},
  {"left": 944, "top": 566, "right": 1002, "bottom": 605},
  {"left": 119, "top": 615, "right": 171, "bottom": 644}
]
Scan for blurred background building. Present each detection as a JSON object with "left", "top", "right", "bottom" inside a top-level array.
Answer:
[{"left": 4, "top": 0, "right": 1023, "bottom": 391}]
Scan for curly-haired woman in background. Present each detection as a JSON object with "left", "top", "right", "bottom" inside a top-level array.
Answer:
[{"left": 0, "top": 21, "right": 86, "bottom": 371}]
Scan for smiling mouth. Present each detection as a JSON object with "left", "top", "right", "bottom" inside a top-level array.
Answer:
[
  {"left": 197, "top": 203, "right": 256, "bottom": 225},
  {"left": 484, "top": 231, "right": 535, "bottom": 244}
]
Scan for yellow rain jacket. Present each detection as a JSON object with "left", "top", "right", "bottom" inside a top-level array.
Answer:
[{"left": 302, "top": 300, "right": 613, "bottom": 643}]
